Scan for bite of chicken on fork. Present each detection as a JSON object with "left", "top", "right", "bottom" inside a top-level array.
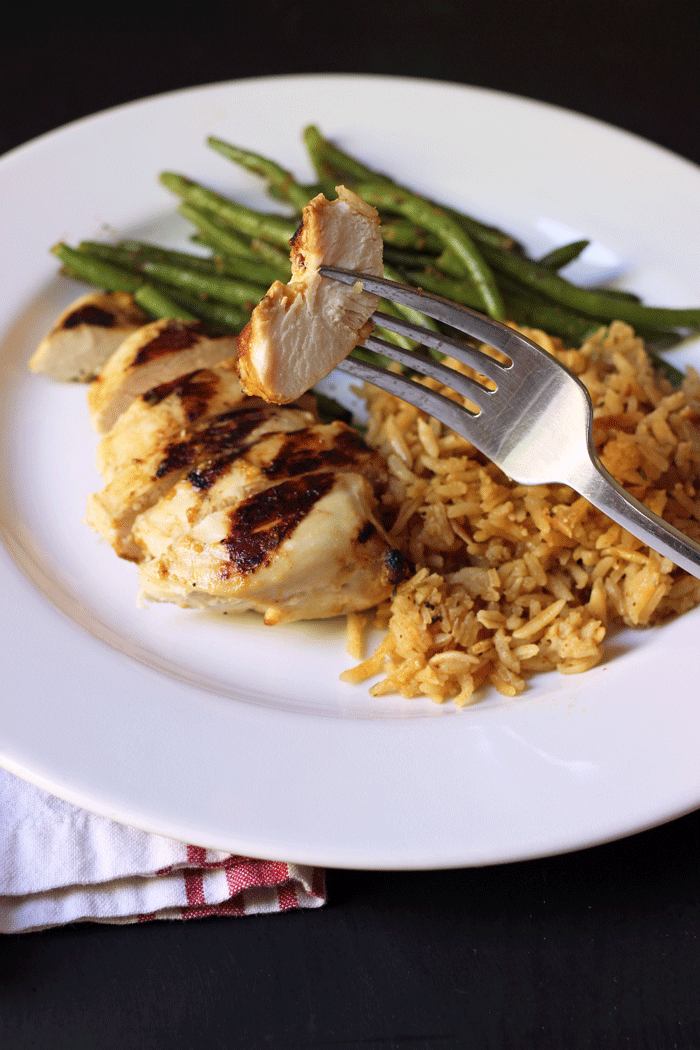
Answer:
[{"left": 236, "top": 186, "right": 383, "bottom": 404}]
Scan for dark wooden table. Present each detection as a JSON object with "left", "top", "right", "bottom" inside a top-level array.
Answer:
[{"left": 2, "top": 3, "right": 700, "bottom": 1048}]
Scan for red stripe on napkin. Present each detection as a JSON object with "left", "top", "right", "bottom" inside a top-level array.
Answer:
[
  {"left": 0, "top": 768, "right": 326, "bottom": 932},
  {"left": 143, "top": 848, "right": 326, "bottom": 921}
]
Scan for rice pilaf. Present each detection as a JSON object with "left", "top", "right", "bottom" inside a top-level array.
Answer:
[{"left": 342, "top": 322, "right": 700, "bottom": 705}]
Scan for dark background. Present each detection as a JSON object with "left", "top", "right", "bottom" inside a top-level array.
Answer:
[{"left": 2, "top": 2, "right": 700, "bottom": 1048}]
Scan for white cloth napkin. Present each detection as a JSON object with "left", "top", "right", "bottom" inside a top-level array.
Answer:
[{"left": 0, "top": 767, "right": 325, "bottom": 934}]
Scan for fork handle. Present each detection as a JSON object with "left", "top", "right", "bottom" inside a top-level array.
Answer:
[{"left": 575, "top": 456, "right": 700, "bottom": 579}]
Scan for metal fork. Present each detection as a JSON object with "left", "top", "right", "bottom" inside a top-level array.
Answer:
[{"left": 320, "top": 265, "right": 700, "bottom": 579}]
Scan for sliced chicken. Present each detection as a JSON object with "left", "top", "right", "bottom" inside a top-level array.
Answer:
[
  {"left": 86, "top": 318, "right": 239, "bottom": 434},
  {"left": 95, "top": 361, "right": 250, "bottom": 484},
  {"left": 132, "top": 420, "right": 388, "bottom": 560},
  {"left": 29, "top": 292, "right": 148, "bottom": 382},
  {"left": 237, "top": 185, "right": 383, "bottom": 404},
  {"left": 138, "top": 471, "right": 409, "bottom": 624},
  {"left": 86, "top": 402, "right": 316, "bottom": 560}
]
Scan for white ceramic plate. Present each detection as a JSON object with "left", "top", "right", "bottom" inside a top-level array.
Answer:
[{"left": 2, "top": 75, "right": 700, "bottom": 870}]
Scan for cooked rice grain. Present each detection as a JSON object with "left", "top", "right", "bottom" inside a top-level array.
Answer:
[{"left": 344, "top": 322, "right": 700, "bottom": 704}]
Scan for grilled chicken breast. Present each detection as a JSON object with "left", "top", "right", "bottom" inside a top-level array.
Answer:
[
  {"left": 138, "top": 471, "right": 406, "bottom": 625},
  {"left": 133, "top": 420, "right": 388, "bottom": 561},
  {"left": 237, "top": 186, "right": 383, "bottom": 404},
  {"left": 86, "top": 318, "right": 239, "bottom": 433},
  {"left": 76, "top": 187, "right": 405, "bottom": 626},
  {"left": 29, "top": 292, "right": 148, "bottom": 382},
  {"left": 95, "top": 361, "right": 251, "bottom": 484},
  {"left": 86, "top": 401, "right": 316, "bottom": 560}
]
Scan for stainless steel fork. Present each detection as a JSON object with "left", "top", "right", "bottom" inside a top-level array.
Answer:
[{"left": 320, "top": 265, "right": 700, "bottom": 579}]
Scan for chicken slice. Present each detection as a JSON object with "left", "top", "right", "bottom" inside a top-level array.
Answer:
[
  {"left": 132, "top": 420, "right": 388, "bottom": 560},
  {"left": 86, "top": 318, "right": 239, "bottom": 434},
  {"left": 97, "top": 359, "right": 317, "bottom": 484},
  {"left": 138, "top": 471, "right": 410, "bottom": 625},
  {"left": 95, "top": 361, "right": 250, "bottom": 484},
  {"left": 237, "top": 186, "right": 383, "bottom": 404},
  {"left": 86, "top": 403, "right": 316, "bottom": 560},
  {"left": 29, "top": 292, "right": 148, "bottom": 382}
]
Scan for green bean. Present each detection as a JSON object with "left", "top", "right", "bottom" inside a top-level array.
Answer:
[
  {"left": 646, "top": 351, "right": 685, "bottom": 386},
  {"left": 538, "top": 240, "right": 590, "bottom": 270},
  {"left": 312, "top": 390, "right": 354, "bottom": 426},
  {"left": 210, "top": 253, "right": 286, "bottom": 287},
  {"left": 79, "top": 240, "right": 217, "bottom": 275},
  {"left": 382, "top": 247, "right": 439, "bottom": 270},
  {"left": 382, "top": 263, "right": 441, "bottom": 335},
  {"left": 402, "top": 267, "right": 601, "bottom": 345},
  {"left": 443, "top": 208, "right": 521, "bottom": 254},
  {"left": 117, "top": 239, "right": 232, "bottom": 267},
  {"left": 373, "top": 302, "right": 419, "bottom": 351},
  {"left": 250, "top": 238, "right": 294, "bottom": 271},
  {"left": 591, "top": 286, "right": 642, "bottom": 303},
  {"left": 436, "top": 244, "right": 647, "bottom": 321},
  {"left": 357, "top": 182, "right": 505, "bottom": 321},
  {"left": 495, "top": 267, "right": 668, "bottom": 335},
  {"left": 159, "top": 172, "right": 298, "bottom": 247},
  {"left": 303, "top": 124, "right": 392, "bottom": 186},
  {"left": 133, "top": 285, "right": 198, "bottom": 322},
  {"left": 150, "top": 286, "right": 249, "bottom": 331},
  {"left": 80, "top": 238, "right": 284, "bottom": 290},
  {"left": 435, "top": 247, "right": 473, "bottom": 279},
  {"left": 51, "top": 243, "right": 141, "bottom": 293},
  {"left": 502, "top": 293, "right": 603, "bottom": 345},
  {"left": 140, "top": 260, "right": 266, "bottom": 308},
  {"left": 207, "top": 136, "right": 312, "bottom": 212},
  {"left": 267, "top": 181, "right": 328, "bottom": 206},
  {"left": 177, "top": 204, "right": 260, "bottom": 260},
  {"left": 56, "top": 242, "right": 249, "bottom": 330},
  {"left": 180, "top": 241, "right": 286, "bottom": 285},
  {"left": 120, "top": 234, "right": 288, "bottom": 283},
  {"left": 480, "top": 242, "right": 700, "bottom": 331},
  {"left": 402, "top": 269, "right": 488, "bottom": 311},
  {"left": 303, "top": 125, "right": 519, "bottom": 252},
  {"left": 381, "top": 220, "right": 442, "bottom": 253}
]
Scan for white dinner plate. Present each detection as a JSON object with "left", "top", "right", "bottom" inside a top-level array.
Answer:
[{"left": 1, "top": 74, "right": 700, "bottom": 870}]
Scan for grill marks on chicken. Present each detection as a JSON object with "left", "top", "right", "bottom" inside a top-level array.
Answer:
[
  {"left": 94, "top": 362, "right": 251, "bottom": 484},
  {"left": 29, "top": 292, "right": 149, "bottom": 382},
  {"left": 153, "top": 404, "right": 280, "bottom": 480},
  {"left": 138, "top": 471, "right": 402, "bottom": 625},
  {"left": 132, "top": 421, "right": 388, "bottom": 562},
  {"left": 87, "top": 398, "right": 314, "bottom": 561},
  {"left": 86, "top": 318, "right": 240, "bottom": 434},
  {"left": 85, "top": 346, "right": 406, "bottom": 623},
  {"left": 220, "top": 472, "right": 337, "bottom": 574},
  {"left": 76, "top": 182, "right": 408, "bottom": 625}
]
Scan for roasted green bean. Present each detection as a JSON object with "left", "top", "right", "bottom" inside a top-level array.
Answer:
[{"left": 357, "top": 182, "right": 505, "bottom": 321}]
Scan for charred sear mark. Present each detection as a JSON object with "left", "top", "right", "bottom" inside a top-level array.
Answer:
[
  {"left": 62, "top": 304, "right": 116, "bottom": 329},
  {"left": 357, "top": 521, "right": 376, "bottom": 544},
  {"left": 133, "top": 320, "right": 203, "bottom": 366},
  {"left": 289, "top": 221, "right": 305, "bottom": 271},
  {"left": 143, "top": 369, "right": 220, "bottom": 421},
  {"left": 187, "top": 464, "right": 223, "bottom": 492},
  {"left": 384, "top": 548, "right": 411, "bottom": 586},
  {"left": 263, "top": 427, "right": 370, "bottom": 480},
  {"left": 154, "top": 405, "right": 274, "bottom": 480},
  {"left": 220, "top": 472, "right": 335, "bottom": 575}
]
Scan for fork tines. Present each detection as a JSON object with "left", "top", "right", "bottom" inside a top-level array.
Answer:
[{"left": 320, "top": 265, "right": 513, "bottom": 421}]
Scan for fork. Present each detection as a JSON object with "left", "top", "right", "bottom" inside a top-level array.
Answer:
[{"left": 320, "top": 266, "right": 700, "bottom": 580}]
